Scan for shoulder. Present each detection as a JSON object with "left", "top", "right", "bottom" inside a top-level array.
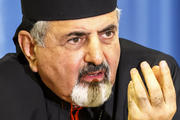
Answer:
[
  {"left": 118, "top": 38, "right": 180, "bottom": 95},
  {"left": 0, "top": 53, "right": 47, "bottom": 120},
  {"left": 119, "top": 38, "right": 179, "bottom": 70},
  {"left": 0, "top": 53, "right": 43, "bottom": 95},
  {"left": 118, "top": 38, "right": 180, "bottom": 88}
]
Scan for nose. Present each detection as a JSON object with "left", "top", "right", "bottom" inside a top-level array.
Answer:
[{"left": 84, "top": 35, "right": 104, "bottom": 65}]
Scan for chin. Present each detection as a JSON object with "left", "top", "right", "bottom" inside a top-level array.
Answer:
[{"left": 70, "top": 79, "right": 113, "bottom": 107}]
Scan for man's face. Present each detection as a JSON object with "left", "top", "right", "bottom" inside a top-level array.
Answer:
[{"left": 34, "top": 10, "right": 120, "bottom": 107}]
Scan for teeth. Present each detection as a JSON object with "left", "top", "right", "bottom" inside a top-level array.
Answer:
[
  {"left": 88, "top": 72, "right": 101, "bottom": 76},
  {"left": 89, "top": 74, "right": 97, "bottom": 76}
]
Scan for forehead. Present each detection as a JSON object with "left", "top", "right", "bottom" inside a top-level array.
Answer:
[{"left": 48, "top": 10, "right": 118, "bottom": 33}]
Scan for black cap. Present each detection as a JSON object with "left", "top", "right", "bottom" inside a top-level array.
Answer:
[
  {"left": 13, "top": 0, "right": 117, "bottom": 59},
  {"left": 21, "top": 0, "right": 117, "bottom": 21}
]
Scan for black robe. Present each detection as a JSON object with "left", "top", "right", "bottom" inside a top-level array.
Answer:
[{"left": 0, "top": 38, "right": 180, "bottom": 120}]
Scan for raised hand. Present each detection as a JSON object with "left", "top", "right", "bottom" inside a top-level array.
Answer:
[{"left": 128, "top": 61, "right": 176, "bottom": 120}]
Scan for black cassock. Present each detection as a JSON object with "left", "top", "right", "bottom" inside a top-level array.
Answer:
[{"left": 0, "top": 38, "right": 180, "bottom": 120}]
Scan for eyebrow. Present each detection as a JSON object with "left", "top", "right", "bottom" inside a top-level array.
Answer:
[
  {"left": 98, "top": 24, "right": 117, "bottom": 33},
  {"left": 64, "top": 24, "right": 117, "bottom": 37},
  {"left": 66, "top": 31, "right": 89, "bottom": 37}
]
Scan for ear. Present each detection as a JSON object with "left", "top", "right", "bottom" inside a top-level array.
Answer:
[{"left": 18, "top": 30, "right": 38, "bottom": 72}]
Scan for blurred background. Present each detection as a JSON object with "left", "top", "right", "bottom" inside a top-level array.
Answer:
[{"left": 0, "top": 0, "right": 180, "bottom": 65}]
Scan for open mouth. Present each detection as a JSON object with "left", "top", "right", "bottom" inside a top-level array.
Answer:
[{"left": 80, "top": 70, "right": 105, "bottom": 83}]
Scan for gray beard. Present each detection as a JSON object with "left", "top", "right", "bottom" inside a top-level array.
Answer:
[{"left": 71, "top": 80, "right": 113, "bottom": 107}]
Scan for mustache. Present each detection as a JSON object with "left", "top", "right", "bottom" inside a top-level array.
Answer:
[{"left": 78, "top": 62, "right": 110, "bottom": 83}]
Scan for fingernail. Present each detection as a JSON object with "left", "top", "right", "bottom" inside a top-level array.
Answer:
[
  {"left": 130, "top": 68, "right": 137, "bottom": 74},
  {"left": 160, "top": 60, "right": 167, "bottom": 68},
  {"left": 141, "top": 61, "right": 148, "bottom": 68}
]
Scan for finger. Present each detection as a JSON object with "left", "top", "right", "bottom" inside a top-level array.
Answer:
[
  {"left": 140, "top": 61, "right": 164, "bottom": 106},
  {"left": 159, "top": 60, "right": 176, "bottom": 106},
  {"left": 152, "top": 65, "right": 163, "bottom": 87},
  {"left": 130, "top": 68, "right": 151, "bottom": 111},
  {"left": 128, "top": 81, "right": 141, "bottom": 116},
  {"left": 152, "top": 65, "right": 160, "bottom": 80}
]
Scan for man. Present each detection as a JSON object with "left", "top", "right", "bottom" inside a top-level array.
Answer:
[{"left": 0, "top": 0, "right": 179, "bottom": 120}]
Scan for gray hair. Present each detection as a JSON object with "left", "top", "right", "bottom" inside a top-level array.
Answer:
[
  {"left": 30, "top": 21, "right": 48, "bottom": 46},
  {"left": 30, "top": 8, "right": 121, "bottom": 46}
]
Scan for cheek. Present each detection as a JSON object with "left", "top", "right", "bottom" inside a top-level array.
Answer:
[
  {"left": 36, "top": 47, "right": 84, "bottom": 99},
  {"left": 104, "top": 41, "right": 120, "bottom": 83},
  {"left": 63, "top": 52, "right": 84, "bottom": 81},
  {"left": 56, "top": 51, "right": 85, "bottom": 97}
]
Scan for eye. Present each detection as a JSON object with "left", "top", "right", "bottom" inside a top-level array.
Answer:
[
  {"left": 67, "top": 37, "right": 84, "bottom": 45},
  {"left": 101, "top": 30, "right": 115, "bottom": 39}
]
